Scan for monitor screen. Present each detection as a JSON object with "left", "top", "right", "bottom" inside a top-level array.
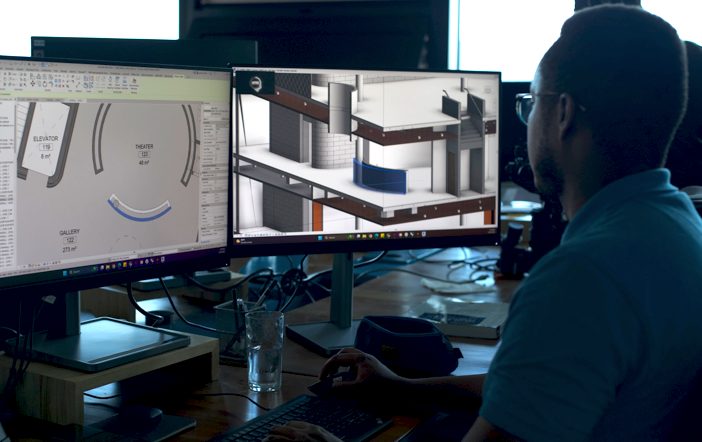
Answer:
[
  {"left": 231, "top": 66, "right": 500, "bottom": 354},
  {"left": 0, "top": 56, "right": 232, "bottom": 296},
  {"left": 231, "top": 66, "right": 500, "bottom": 256}
]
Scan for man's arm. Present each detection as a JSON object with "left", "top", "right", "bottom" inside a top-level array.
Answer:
[
  {"left": 401, "top": 373, "right": 486, "bottom": 408},
  {"left": 321, "top": 348, "right": 486, "bottom": 408}
]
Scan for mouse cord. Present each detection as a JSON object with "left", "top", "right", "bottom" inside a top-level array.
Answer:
[{"left": 192, "top": 392, "right": 270, "bottom": 411}]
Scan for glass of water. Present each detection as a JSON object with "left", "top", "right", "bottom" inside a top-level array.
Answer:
[{"left": 245, "top": 310, "right": 284, "bottom": 392}]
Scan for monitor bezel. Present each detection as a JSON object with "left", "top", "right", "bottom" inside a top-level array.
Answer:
[{"left": 0, "top": 55, "right": 234, "bottom": 296}]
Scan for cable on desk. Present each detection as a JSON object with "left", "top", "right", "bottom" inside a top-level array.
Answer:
[
  {"left": 273, "top": 251, "right": 389, "bottom": 312},
  {"left": 420, "top": 247, "right": 499, "bottom": 265},
  {"left": 0, "top": 327, "right": 17, "bottom": 337},
  {"left": 302, "top": 250, "right": 387, "bottom": 285},
  {"left": 182, "top": 266, "right": 271, "bottom": 294},
  {"left": 159, "top": 278, "right": 222, "bottom": 334},
  {"left": 126, "top": 282, "right": 164, "bottom": 327},
  {"left": 447, "top": 264, "right": 497, "bottom": 282},
  {"left": 192, "top": 392, "right": 270, "bottom": 411},
  {"left": 409, "top": 247, "right": 499, "bottom": 282},
  {"left": 126, "top": 269, "right": 276, "bottom": 336},
  {"left": 2, "top": 297, "right": 44, "bottom": 406},
  {"left": 1, "top": 304, "right": 23, "bottom": 403},
  {"left": 83, "top": 391, "right": 122, "bottom": 400},
  {"left": 251, "top": 274, "right": 281, "bottom": 309},
  {"left": 447, "top": 256, "right": 498, "bottom": 281},
  {"left": 18, "top": 299, "right": 42, "bottom": 380},
  {"left": 158, "top": 275, "right": 279, "bottom": 335},
  {"left": 353, "top": 266, "right": 490, "bottom": 286}
]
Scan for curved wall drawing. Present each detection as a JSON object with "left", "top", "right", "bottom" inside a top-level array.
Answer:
[{"left": 352, "top": 158, "right": 407, "bottom": 194}]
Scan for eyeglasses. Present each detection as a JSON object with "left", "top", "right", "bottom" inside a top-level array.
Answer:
[
  {"left": 515, "top": 92, "right": 587, "bottom": 126},
  {"left": 515, "top": 92, "right": 558, "bottom": 125}
]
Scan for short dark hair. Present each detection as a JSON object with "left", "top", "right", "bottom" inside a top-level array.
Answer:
[
  {"left": 666, "top": 41, "right": 702, "bottom": 189},
  {"left": 540, "top": 5, "right": 687, "bottom": 176},
  {"left": 574, "top": 0, "right": 641, "bottom": 12}
]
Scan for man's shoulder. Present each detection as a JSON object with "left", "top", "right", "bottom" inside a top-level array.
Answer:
[{"left": 514, "top": 246, "right": 617, "bottom": 309}]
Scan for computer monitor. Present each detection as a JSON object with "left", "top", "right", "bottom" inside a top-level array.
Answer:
[
  {"left": 0, "top": 56, "right": 232, "bottom": 371},
  {"left": 180, "top": 0, "right": 449, "bottom": 70},
  {"left": 230, "top": 66, "right": 500, "bottom": 355},
  {"left": 28, "top": 36, "right": 256, "bottom": 290},
  {"left": 30, "top": 36, "right": 258, "bottom": 67}
]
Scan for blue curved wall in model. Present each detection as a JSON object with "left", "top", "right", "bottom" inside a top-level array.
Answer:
[{"left": 353, "top": 158, "right": 407, "bottom": 194}]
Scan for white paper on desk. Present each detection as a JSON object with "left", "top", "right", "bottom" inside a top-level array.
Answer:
[{"left": 421, "top": 278, "right": 495, "bottom": 294}]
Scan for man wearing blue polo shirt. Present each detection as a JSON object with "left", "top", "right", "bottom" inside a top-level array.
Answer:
[{"left": 266, "top": 5, "right": 702, "bottom": 442}]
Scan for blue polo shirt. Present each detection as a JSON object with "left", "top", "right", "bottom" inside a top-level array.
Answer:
[{"left": 481, "top": 169, "right": 702, "bottom": 441}]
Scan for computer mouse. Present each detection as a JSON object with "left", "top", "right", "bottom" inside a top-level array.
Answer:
[
  {"left": 308, "top": 371, "right": 356, "bottom": 397},
  {"left": 117, "top": 405, "right": 163, "bottom": 434}
]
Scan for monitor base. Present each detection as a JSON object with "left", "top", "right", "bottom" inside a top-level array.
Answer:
[
  {"left": 90, "top": 411, "right": 196, "bottom": 442},
  {"left": 286, "top": 320, "right": 361, "bottom": 357},
  {"left": 6, "top": 317, "right": 190, "bottom": 372}
]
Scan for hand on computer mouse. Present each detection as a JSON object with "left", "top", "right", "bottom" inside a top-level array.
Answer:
[
  {"left": 307, "top": 369, "right": 358, "bottom": 397},
  {"left": 263, "top": 420, "right": 342, "bottom": 442},
  {"left": 319, "top": 348, "right": 404, "bottom": 390}
]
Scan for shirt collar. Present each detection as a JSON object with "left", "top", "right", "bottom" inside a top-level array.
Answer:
[{"left": 562, "top": 168, "right": 673, "bottom": 242}]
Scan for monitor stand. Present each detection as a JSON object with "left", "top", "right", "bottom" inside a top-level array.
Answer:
[
  {"left": 285, "top": 252, "right": 360, "bottom": 357},
  {"left": 5, "top": 291, "right": 190, "bottom": 372}
]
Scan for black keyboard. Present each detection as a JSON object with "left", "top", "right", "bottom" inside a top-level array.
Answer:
[{"left": 210, "top": 394, "right": 392, "bottom": 442}]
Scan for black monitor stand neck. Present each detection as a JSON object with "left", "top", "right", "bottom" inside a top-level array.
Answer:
[
  {"left": 286, "top": 252, "right": 361, "bottom": 357},
  {"left": 46, "top": 291, "right": 81, "bottom": 339}
]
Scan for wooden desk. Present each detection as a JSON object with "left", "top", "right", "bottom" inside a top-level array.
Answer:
[
  {"left": 160, "top": 366, "right": 315, "bottom": 441},
  {"left": 283, "top": 248, "right": 518, "bottom": 377},
  {"left": 0, "top": 333, "right": 218, "bottom": 426},
  {"left": 2, "top": 250, "right": 517, "bottom": 440},
  {"left": 162, "top": 248, "right": 519, "bottom": 440}
]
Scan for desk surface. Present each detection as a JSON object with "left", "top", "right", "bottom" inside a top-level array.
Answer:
[
  {"left": 105, "top": 248, "right": 518, "bottom": 440},
  {"left": 283, "top": 248, "right": 517, "bottom": 377}
]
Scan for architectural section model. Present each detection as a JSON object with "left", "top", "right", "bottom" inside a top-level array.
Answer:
[{"left": 234, "top": 69, "right": 499, "bottom": 235}]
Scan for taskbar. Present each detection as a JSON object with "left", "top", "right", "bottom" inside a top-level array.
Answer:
[
  {"left": 233, "top": 227, "right": 498, "bottom": 246},
  {"left": 0, "top": 247, "right": 228, "bottom": 291}
]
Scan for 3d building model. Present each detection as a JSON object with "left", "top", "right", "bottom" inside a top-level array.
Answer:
[{"left": 234, "top": 70, "right": 499, "bottom": 235}]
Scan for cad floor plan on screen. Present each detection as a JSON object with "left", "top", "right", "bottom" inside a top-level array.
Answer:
[
  {"left": 12, "top": 100, "right": 202, "bottom": 263},
  {"left": 0, "top": 60, "right": 230, "bottom": 274},
  {"left": 234, "top": 68, "right": 500, "bottom": 237}
]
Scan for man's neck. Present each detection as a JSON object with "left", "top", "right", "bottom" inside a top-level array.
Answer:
[{"left": 559, "top": 172, "right": 606, "bottom": 220}]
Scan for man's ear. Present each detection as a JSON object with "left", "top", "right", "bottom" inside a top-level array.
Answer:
[{"left": 558, "top": 93, "right": 577, "bottom": 140}]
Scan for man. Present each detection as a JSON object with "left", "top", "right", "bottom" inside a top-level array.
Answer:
[
  {"left": 265, "top": 6, "right": 702, "bottom": 441},
  {"left": 470, "top": 6, "right": 700, "bottom": 439}
]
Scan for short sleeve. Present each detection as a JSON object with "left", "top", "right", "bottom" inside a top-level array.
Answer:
[{"left": 479, "top": 250, "right": 642, "bottom": 441}]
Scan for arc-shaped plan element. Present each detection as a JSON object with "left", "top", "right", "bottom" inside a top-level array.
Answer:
[
  {"left": 108, "top": 194, "right": 172, "bottom": 222},
  {"left": 92, "top": 103, "right": 110, "bottom": 175},
  {"left": 181, "top": 104, "right": 198, "bottom": 187}
]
